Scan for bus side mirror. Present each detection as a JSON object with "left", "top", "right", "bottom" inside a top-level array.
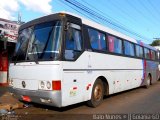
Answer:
[{"left": 64, "top": 23, "right": 70, "bottom": 31}]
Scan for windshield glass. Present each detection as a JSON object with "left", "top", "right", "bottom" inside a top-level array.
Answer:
[{"left": 12, "top": 21, "right": 62, "bottom": 62}]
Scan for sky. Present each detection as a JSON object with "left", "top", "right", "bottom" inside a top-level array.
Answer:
[{"left": 0, "top": 0, "right": 160, "bottom": 44}]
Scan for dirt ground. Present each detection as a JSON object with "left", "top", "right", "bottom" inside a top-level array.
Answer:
[{"left": 1, "top": 81, "right": 160, "bottom": 120}]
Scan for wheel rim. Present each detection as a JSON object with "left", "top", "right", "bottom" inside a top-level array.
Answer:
[{"left": 93, "top": 84, "right": 103, "bottom": 101}]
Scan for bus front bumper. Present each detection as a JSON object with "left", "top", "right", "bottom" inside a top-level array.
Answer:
[{"left": 8, "top": 87, "right": 62, "bottom": 107}]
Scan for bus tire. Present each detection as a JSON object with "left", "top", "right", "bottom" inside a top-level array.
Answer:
[
  {"left": 87, "top": 79, "right": 104, "bottom": 107},
  {"left": 145, "top": 75, "right": 151, "bottom": 88}
]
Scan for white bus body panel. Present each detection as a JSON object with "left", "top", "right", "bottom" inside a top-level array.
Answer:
[
  {"left": 62, "top": 51, "right": 143, "bottom": 106},
  {"left": 9, "top": 61, "right": 62, "bottom": 90},
  {"left": 9, "top": 51, "right": 156, "bottom": 107}
]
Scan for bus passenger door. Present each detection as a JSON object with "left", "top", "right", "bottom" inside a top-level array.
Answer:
[{"left": 63, "top": 22, "right": 88, "bottom": 106}]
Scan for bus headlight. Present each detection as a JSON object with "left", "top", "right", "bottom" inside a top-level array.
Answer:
[
  {"left": 46, "top": 81, "right": 51, "bottom": 89},
  {"left": 40, "top": 81, "right": 45, "bottom": 89}
]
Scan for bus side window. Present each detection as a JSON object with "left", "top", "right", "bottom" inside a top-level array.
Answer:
[
  {"left": 158, "top": 51, "right": 160, "bottom": 64},
  {"left": 65, "top": 23, "right": 82, "bottom": 60},
  {"left": 144, "top": 48, "right": 150, "bottom": 59},
  {"left": 124, "top": 41, "right": 135, "bottom": 56},
  {"left": 108, "top": 36, "right": 114, "bottom": 52},
  {"left": 108, "top": 35, "right": 122, "bottom": 54},
  {"left": 150, "top": 50, "right": 156, "bottom": 60},
  {"left": 88, "top": 28, "right": 106, "bottom": 51},
  {"left": 135, "top": 45, "right": 143, "bottom": 58}
]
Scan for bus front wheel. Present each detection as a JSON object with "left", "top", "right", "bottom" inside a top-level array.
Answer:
[{"left": 87, "top": 79, "right": 104, "bottom": 107}]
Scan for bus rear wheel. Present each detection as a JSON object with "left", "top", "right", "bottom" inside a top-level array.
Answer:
[
  {"left": 87, "top": 79, "right": 104, "bottom": 107},
  {"left": 145, "top": 75, "right": 151, "bottom": 88}
]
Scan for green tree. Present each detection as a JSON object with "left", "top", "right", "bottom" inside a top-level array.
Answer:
[{"left": 150, "top": 40, "right": 160, "bottom": 46}]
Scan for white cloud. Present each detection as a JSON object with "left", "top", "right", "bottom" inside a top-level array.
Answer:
[
  {"left": 0, "top": 0, "right": 52, "bottom": 20},
  {"left": 0, "top": 0, "right": 19, "bottom": 20},
  {"left": 18, "top": 0, "right": 52, "bottom": 14}
]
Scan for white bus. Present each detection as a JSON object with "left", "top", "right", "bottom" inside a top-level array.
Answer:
[{"left": 9, "top": 12, "right": 159, "bottom": 107}]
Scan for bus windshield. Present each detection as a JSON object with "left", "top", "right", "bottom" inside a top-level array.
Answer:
[{"left": 12, "top": 21, "right": 62, "bottom": 62}]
